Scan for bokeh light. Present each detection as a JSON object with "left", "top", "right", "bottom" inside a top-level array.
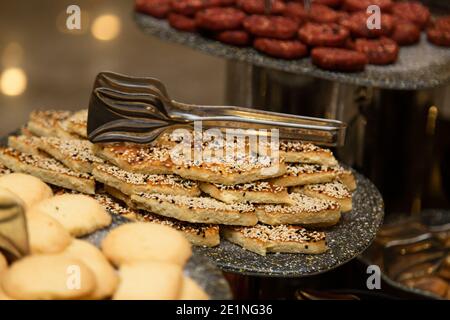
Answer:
[
  {"left": 0, "top": 67, "right": 27, "bottom": 96},
  {"left": 91, "top": 14, "right": 121, "bottom": 41}
]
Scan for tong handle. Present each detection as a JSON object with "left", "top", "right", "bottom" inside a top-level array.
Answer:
[{"left": 171, "top": 101, "right": 346, "bottom": 146}]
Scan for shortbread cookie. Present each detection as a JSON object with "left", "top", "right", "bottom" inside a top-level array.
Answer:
[
  {"left": 27, "top": 110, "right": 72, "bottom": 137},
  {"left": 1, "top": 254, "right": 95, "bottom": 300},
  {"left": 100, "top": 187, "right": 220, "bottom": 247},
  {"left": 223, "top": 224, "right": 328, "bottom": 256},
  {"left": 292, "top": 181, "right": 352, "bottom": 212},
  {"left": 199, "top": 181, "right": 292, "bottom": 205},
  {"left": 0, "top": 252, "right": 7, "bottom": 273},
  {"left": 0, "top": 273, "right": 12, "bottom": 300},
  {"left": 92, "top": 143, "right": 173, "bottom": 175},
  {"left": 26, "top": 211, "right": 72, "bottom": 254},
  {"left": 37, "top": 137, "right": 104, "bottom": 174},
  {"left": 31, "top": 194, "right": 111, "bottom": 237},
  {"left": 255, "top": 192, "right": 341, "bottom": 226},
  {"left": 0, "top": 148, "right": 95, "bottom": 194},
  {"left": 8, "top": 135, "right": 43, "bottom": 156},
  {"left": 179, "top": 276, "right": 209, "bottom": 300},
  {"left": 0, "top": 173, "right": 53, "bottom": 209},
  {"left": 93, "top": 164, "right": 200, "bottom": 197},
  {"left": 62, "top": 239, "right": 118, "bottom": 300},
  {"left": 101, "top": 222, "right": 192, "bottom": 267},
  {"left": 131, "top": 193, "right": 257, "bottom": 226},
  {"left": 113, "top": 261, "right": 183, "bottom": 300},
  {"left": 62, "top": 109, "right": 88, "bottom": 138},
  {"left": 270, "top": 164, "right": 341, "bottom": 187}
]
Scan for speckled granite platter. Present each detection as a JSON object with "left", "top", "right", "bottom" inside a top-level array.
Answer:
[
  {"left": 0, "top": 132, "right": 232, "bottom": 300},
  {"left": 194, "top": 171, "right": 384, "bottom": 277},
  {"left": 134, "top": 13, "right": 450, "bottom": 90}
]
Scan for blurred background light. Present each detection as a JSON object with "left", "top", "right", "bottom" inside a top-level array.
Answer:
[
  {"left": 91, "top": 14, "right": 121, "bottom": 41},
  {"left": 0, "top": 67, "right": 27, "bottom": 96}
]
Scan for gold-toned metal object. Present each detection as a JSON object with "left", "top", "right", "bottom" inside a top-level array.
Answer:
[{"left": 0, "top": 188, "right": 29, "bottom": 263}]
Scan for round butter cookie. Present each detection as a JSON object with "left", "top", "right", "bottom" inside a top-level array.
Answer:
[
  {"left": 0, "top": 272, "right": 13, "bottom": 300},
  {"left": 113, "top": 261, "right": 183, "bottom": 300},
  {"left": 0, "top": 252, "right": 7, "bottom": 273},
  {"left": 30, "top": 194, "right": 112, "bottom": 237},
  {"left": 179, "top": 276, "right": 209, "bottom": 300},
  {"left": 62, "top": 239, "right": 118, "bottom": 300},
  {"left": 101, "top": 222, "right": 192, "bottom": 267},
  {"left": 0, "top": 173, "right": 52, "bottom": 209},
  {"left": 26, "top": 211, "right": 72, "bottom": 254},
  {"left": 1, "top": 254, "right": 96, "bottom": 300}
]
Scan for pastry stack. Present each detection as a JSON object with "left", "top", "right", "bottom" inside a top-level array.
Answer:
[{"left": 0, "top": 109, "right": 356, "bottom": 256}]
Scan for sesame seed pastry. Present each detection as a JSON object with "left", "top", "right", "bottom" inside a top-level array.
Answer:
[
  {"left": 26, "top": 110, "right": 78, "bottom": 139},
  {"left": 0, "top": 147, "right": 95, "bottom": 194},
  {"left": 131, "top": 192, "right": 258, "bottom": 226},
  {"left": 92, "top": 163, "right": 201, "bottom": 197},
  {"left": 8, "top": 135, "right": 44, "bottom": 156},
  {"left": 255, "top": 192, "right": 341, "bottom": 226},
  {"left": 279, "top": 141, "right": 338, "bottom": 165},
  {"left": 337, "top": 168, "right": 357, "bottom": 191},
  {"left": 269, "top": 163, "right": 342, "bottom": 187},
  {"left": 222, "top": 224, "right": 328, "bottom": 256},
  {"left": 256, "top": 140, "right": 338, "bottom": 166},
  {"left": 99, "top": 186, "right": 220, "bottom": 247},
  {"left": 170, "top": 147, "right": 287, "bottom": 185},
  {"left": 199, "top": 181, "right": 293, "bottom": 205},
  {"left": 92, "top": 143, "right": 174, "bottom": 175},
  {"left": 37, "top": 137, "right": 104, "bottom": 174},
  {"left": 61, "top": 109, "right": 88, "bottom": 138},
  {"left": 291, "top": 181, "right": 352, "bottom": 212},
  {"left": 93, "top": 141, "right": 287, "bottom": 185}
]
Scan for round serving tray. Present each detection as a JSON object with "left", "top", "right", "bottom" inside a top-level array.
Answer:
[
  {"left": 134, "top": 13, "right": 450, "bottom": 90},
  {"left": 0, "top": 132, "right": 233, "bottom": 300},
  {"left": 194, "top": 171, "right": 384, "bottom": 277}
]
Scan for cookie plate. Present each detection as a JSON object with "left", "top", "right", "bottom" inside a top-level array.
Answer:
[{"left": 134, "top": 12, "right": 450, "bottom": 90}]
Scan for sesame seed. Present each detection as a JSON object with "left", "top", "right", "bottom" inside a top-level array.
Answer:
[
  {"left": 214, "top": 181, "right": 285, "bottom": 193},
  {"left": 235, "top": 224, "right": 326, "bottom": 243}
]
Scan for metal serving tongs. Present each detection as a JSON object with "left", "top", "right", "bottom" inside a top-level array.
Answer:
[
  {"left": 0, "top": 188, "right": 29, "bottom": 263},
  {"left": 87, "top": 72, "right": 346, "bottom": 147}
]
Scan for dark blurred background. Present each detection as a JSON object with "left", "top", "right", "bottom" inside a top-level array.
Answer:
[{"left": 0, "top": 0, "right": 226, "bottom": 136}]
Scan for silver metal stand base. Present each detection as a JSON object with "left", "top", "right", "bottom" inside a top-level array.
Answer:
[{"left": 225, "top": 61, "right": 450, "bottom": 213}]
